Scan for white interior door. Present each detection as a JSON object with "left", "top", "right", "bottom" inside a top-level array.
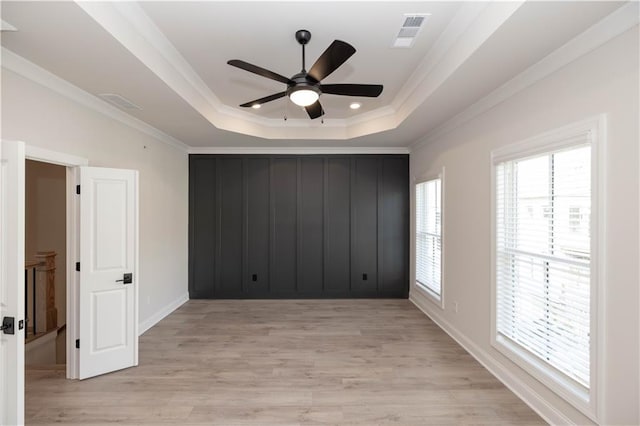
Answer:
[
  {"left": 78, "top": 167, "right": 138, "bottom": 380},
  {"left": 0, "top": 140, "right": 25, "bottom": 425}
]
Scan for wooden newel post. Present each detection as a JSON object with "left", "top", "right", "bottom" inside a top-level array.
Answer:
[{"left": 35, "top": 251, "right": 57, "bottom": 332}]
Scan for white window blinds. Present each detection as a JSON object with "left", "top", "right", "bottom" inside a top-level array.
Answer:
[
  {"left": 416, "top": 178, "right": 442, "bottom": 299},
  {"left": 495, "top": 142, "right": 591, "bottom": 389}
]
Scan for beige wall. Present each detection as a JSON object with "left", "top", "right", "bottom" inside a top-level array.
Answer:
[
  {"left": 25, "top": 160, "right": 67, "bottom": 329},
  {"left": 410, "top": 27, "right": 639, "bottom": 425},
  {"left": 1, "top": 68, "right": 189, "bottom": 330}
]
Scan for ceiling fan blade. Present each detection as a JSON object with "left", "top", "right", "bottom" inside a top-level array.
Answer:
[
  {"left": 228, "top": 60, "right": 293, "bottom": 85},
  {"left": 239, "top": 92, "right": 287, "bottom": 108},
  {"left": 307, "top": 40, "right": 356, "bottom": 82},
  {"left": 320, "top": 84, "right": 383, "bottom": 97},
  {"left": 305, "top": 100, "right": 324, "bottom": 119}
]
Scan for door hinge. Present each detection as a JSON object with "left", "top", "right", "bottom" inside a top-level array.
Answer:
[
  {"left": 76, "top": 262, "right": 80, "bottom": 272},
  {"left": 76, "top": 185, "right": 80, "bottom": 195},
  {"left": 76, "top": 339, "right": 80, "bottom": 349}
]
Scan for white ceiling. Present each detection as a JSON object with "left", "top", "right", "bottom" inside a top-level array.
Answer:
[
  {"left": 140, "top": 2, "right": 460, "bottom": 120},
  {"left": 0, "top": 1, "right": 626, "bottom": 148}
]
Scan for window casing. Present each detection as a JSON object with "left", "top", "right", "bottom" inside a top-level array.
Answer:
[
  {"left": 415, "top": 176, "right": 442, "bottom": 303},
  {"left": 492, "top": 118, "right": 602, "bottom": 420}
]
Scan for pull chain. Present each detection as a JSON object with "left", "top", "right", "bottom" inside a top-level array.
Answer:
[{"left": 284, "top": 95, "right": 289, "bottom": 122}]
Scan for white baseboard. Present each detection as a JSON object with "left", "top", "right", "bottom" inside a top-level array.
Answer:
[
  {"left": 138, "top": 292, "right": 189, "bottom": 335},
  {"left": 409, "top": 291, "right": 574, "bottom": 425}
]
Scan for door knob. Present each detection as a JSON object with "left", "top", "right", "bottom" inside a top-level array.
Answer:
[
  {"left": 1, "top": 317, "right": 15, "bottom": 335},
  {"left": 115, "top": 273, "right": 133, "bottom": 284}
]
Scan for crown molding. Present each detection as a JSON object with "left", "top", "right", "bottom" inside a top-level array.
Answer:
[
  {"left": 344, "top": 105, "right": 397, "bottom": 127},
  {"left": 1, "top": 19, "right": 18, "bottom": 32},
  {"left": 1, "top": 46, "right": 409, "bottom": 154},
  {"left": 337, "top": 2, "right": 523, "bottom": 139},
  {"left": 75, "top": 1, "right": 521, "bottom": 141},
  {"left": 6, "top": 1, "right": 625, "bottom": 150},
  {"left": 410, "top": 1, "right": 639, "bottom": 152},
  {"left": 188, "top": 146, "right": 410, "bottom": 155},
  {"left": 392, "top": 2, "right": 487, "bottom": 111},
  {"left": 1, "top": 47, "right": 189, "bottom": 152},
  {"left": 395, "top": 1, "right": 524, "bottom": 122},
  {"left": 75, "top": 1, "right": 384, "bottom": 139}
]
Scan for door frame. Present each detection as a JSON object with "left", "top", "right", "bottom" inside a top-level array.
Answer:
[
  {"left": 25, "top": 145, "right": 88, "bottom": 379},
  {"left": 1, "top": 139, "right": 26, "bottom": 425}
]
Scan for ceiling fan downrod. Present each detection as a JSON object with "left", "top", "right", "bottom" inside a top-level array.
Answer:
[{"left": 295, "top": 29, "right": 311, "bottom": 73}]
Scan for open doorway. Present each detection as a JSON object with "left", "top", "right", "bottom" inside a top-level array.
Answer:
[
  {"left": 23, "top": 146, "right": 88, "bottom": 381},
  {"left": 24, "top": 160, "right": 67, "bottom": 369},
  {"left": 22, "top": 146, "right": 139, "bottom": 383}
]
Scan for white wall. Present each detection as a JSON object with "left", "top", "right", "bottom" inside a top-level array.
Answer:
[
  {"left": 1, "top": 68, "right": 189, "bottom": 331},
  {"left": 410, "top": 27, "right": 639, "bottom": 425}
]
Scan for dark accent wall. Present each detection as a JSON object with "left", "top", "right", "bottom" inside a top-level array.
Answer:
[{"left": 189, "top": 154, "right": 409, "bottom": 299}]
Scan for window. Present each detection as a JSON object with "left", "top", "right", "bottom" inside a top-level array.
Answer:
[
  {"left": 416, "top": 176, "right": 442, "bottom": 301},
  {"left": 569, "top": 206, "right": 584, "bottom": 233},
  {"left": 493, "top": 119, "right": 600, "bottom": 417}
]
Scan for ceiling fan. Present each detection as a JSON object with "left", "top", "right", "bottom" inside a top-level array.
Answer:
[{"left": 227, "top": 29, "right": 383, "bottom": 119}]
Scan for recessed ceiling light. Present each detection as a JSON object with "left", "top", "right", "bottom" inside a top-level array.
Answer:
[
  {"left": 252, "top": 104, "right": 261, "bottom": 109},
  {"left": 349, "top": 102, "right": 361, "bottom": 110}
]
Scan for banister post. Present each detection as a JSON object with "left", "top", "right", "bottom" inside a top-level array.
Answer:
[{"left": 35, "top": 251, "right": 57, "bottom": 332}]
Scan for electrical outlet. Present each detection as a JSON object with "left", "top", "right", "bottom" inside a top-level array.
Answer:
[
  {"left": 146, "top": 296, "right": 151, "bottom": 305},
  {"left": 454, "top": 301, "right": 459, "bottom": 313}
]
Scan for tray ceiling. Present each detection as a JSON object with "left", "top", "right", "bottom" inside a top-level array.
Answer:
[{"left": 0, "top": 1, "right": 627, "bottom": 147}]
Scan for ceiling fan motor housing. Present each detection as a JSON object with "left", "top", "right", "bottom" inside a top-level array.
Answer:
[
  {"left": 287, "top": 72, "right": 320, "bottom": 97},
  {"left": 295, "top": 29, "right": 311, "bottom": 45}
]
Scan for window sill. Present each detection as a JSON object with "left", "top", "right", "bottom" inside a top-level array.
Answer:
[
  {"left": 414, "top": 282, "right": 443, "bottom": 309},
  {"left": 492, "top": 333, "right": 596, "bottom": 422}
]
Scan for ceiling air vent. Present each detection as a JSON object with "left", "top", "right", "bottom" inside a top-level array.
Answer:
[
  {"left": 392, "top": 13, "right": 430, "bottom": 48},
  {"left": 98, "top": 93, "right": 141, "bottom": 110},
  {"left": 403, "top": 16, "right": 425, "bottom": 28}
]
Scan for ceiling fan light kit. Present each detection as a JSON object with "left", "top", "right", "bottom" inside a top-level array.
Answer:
[
  {"left": 289, "top": 87, "right": 319, "bottom": 107},
  {"left": 228, "top": 29, "right": 383, "bottom": 119}
]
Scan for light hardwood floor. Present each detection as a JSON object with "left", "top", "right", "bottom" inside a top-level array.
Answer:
[{"left": 26, "top": 299, "right": 544, "bottom": 425}]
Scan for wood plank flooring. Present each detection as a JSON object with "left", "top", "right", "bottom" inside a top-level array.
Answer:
[{"left": 25, "top": 299, "right": 544, "bottom": 425}]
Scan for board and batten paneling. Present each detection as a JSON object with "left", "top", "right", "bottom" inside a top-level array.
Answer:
[
  {"left": 298, "top": 158, "right": 324, "bottom": 295},
  {"left": 324, "top": 158, "right": 351, "bottom": 295},
  {"left": 188, "top": 156, "right": 216, "bottom": 298},
  {"left": 216, "top": 158, "right": 243, "bottom": 296},
  {"left": 351, "top": 157, "right": 379, "bottom": 295},
  {"left": 189, "top": 154, "right": 409, "bottom": 299},
  {"left": 245, "top": 158, "right": 270, "bottom": 296},
  {"left": 379, "top": 157, "right": 410, "bottom": 296},
  {"left": 271, "top": 158, "right": 298, "bottom": 295}
]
